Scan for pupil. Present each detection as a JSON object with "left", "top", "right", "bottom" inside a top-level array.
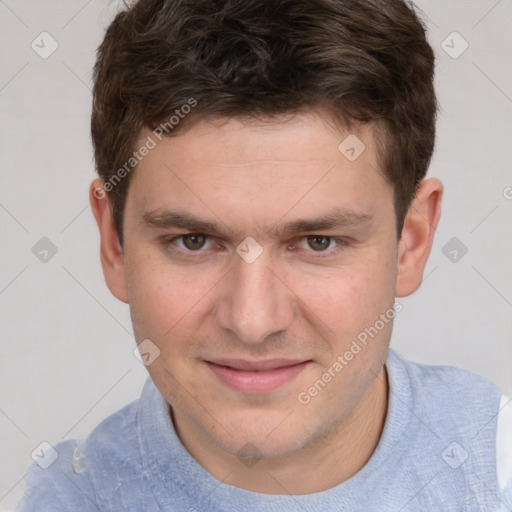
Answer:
[
  {"left": 308, "top": 236, "right": 329, "bottom": 251},
  {"left": 185, "top": 234, "right": 205, "bottom": 250}
]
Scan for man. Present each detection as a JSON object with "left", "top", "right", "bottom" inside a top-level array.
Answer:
[{"left": 17, "top": 0, "right": 512, "bottom": 510}]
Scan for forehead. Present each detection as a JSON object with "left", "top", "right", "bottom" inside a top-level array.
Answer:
[
  {"left": 126, "top": 112, "right": 393, "bottom": 231},
  {"left": 142, "top": 112, "right": 375, "bottom": 166}
]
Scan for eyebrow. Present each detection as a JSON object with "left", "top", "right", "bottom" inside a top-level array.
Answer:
[{"left": 140, "top": 208, "right": 374, "bottom": 237}]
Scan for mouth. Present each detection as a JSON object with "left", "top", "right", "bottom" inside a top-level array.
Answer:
[{"left": 204, "top": 358, "right": 312, "bottom": 393}]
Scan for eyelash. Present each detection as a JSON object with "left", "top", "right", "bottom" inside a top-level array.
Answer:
[{"left": 160, "top": 234, "right": 349, "bottom": 259}]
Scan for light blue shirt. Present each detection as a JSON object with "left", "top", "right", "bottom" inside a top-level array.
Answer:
[{"left": 16, "top": 349, "right": 512, "bottom": 511}]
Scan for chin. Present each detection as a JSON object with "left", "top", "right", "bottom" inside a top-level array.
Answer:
[{"left": 206, "top": 411, "right": 317, "bottom": 460}]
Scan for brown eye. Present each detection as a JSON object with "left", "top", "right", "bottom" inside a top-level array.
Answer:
[
  {"left": 182, "top": 234, "right": 207, "bottom": 250},
  {"left": 306, "top": 236, "right": 331, "bottom": 251}
]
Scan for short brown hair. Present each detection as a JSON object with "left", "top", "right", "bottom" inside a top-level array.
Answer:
[{"left": 91, "top": 0, "right": 436, "bottom": 246}]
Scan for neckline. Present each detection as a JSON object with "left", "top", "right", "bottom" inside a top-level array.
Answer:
[{"left": 138, "top": 349, "right": 413, "bottom": 510}]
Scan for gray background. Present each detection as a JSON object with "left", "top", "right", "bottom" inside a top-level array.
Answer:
[{"left": 1, "top": 0, "right": 511, "bottom": 509}]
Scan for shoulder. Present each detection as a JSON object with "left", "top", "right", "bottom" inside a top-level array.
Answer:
[
  {"left": 391, "top": 349, "right": 495, "bottom": 388},
  {"left": 389, "top": 350, "right": 502, "bottom": 444},
  {"left": 388, "top": 350, "right": 512, "bottom": 507},
  {"left": 17, "top": 439, "right": 100, "bottom": 511},
  {"left": 16, "top": 399, "right": 140, "bottom": 511},
  {"left": 387, "top": 349, "right": 502, "bottom": 412}
]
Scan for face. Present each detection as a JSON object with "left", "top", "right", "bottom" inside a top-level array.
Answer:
[{"left": 114, "top": 112, "right": 401, "bottom": 460}]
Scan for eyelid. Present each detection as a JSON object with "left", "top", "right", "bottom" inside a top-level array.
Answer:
[
  {"left": 292, "top": 236, "right": 348, "bottom": 254},
  {"left": 169, "top": 233, "right": 217, "bottom": 252}
]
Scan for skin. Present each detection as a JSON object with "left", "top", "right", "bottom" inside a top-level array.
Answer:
[{"left": 90, "top": 111, "right": 442, "bottom": 495}]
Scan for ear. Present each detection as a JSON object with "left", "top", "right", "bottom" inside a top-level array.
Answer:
[
  {"left": 396, "top": 178, "right": 443, "bottom": 297},
  {"left": 89, "top": 178, "right": 129, "bottom": 304}
]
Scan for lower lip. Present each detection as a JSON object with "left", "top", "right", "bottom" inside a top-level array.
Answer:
[{"left": 206, "top": 361, "right": 310, "bottom": 393}]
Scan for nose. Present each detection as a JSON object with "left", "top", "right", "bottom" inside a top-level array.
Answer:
[{"left": 214, "top": 249, "right": 295, "bottom": 346}]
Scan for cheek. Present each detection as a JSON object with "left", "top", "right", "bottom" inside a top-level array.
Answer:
[
  {"left": 125, "top": 257, "right": 209, "bottom": 392},
  {"left": 291, "top": 248, "right": 397, "bottom": 341},
  {"left": 124, "top": 251, "right": 208, "bottom": 342}
]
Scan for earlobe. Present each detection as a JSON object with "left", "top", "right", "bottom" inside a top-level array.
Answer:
[
  {"left": 89, "top": 178, "right": 129, "bottom": 304},
  {"left": 395, "top": 178, "right": 443, "bottom": 297}
]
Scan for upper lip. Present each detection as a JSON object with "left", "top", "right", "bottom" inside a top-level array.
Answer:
[{"left": 206, "top": 358, "right": 310, "bottom": 371}]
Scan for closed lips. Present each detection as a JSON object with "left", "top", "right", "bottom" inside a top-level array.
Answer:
[{"left": 206, "top": 359, "right": 310, "bottom": 371}]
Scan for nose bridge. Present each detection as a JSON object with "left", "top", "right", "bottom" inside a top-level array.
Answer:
[{"left": 215, "top": 250, "right": 294, "bottom": 344}]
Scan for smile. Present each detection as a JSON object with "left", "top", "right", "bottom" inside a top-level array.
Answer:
[{"left": 204, "top": 359, "right": 311, "bottom": 393}]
